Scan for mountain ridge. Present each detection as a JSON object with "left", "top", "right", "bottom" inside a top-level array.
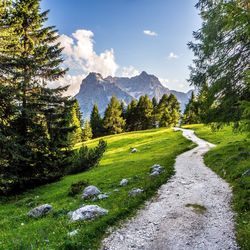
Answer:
[{"left": 75, "top": 71, "right": 192, "bottom": 118}]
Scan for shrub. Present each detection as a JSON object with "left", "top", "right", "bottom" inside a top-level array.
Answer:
[
  {"left": 68, "top": 139, "right": 107, "bottom": 174},
  {"left": 68, "top": 180, "right": 89, "bottom": 196}
]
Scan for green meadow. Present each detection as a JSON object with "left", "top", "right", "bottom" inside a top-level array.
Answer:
[{"left": 0, "top": 128, "right": 194, "bottom": 250}]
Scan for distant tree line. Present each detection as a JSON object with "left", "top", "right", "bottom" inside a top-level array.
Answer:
[
  {"left": 89, "top": 94, "right": 181, "bottom": 138},
  {"left": 0, "top": 0, "right": 105, "bottom": 195}
]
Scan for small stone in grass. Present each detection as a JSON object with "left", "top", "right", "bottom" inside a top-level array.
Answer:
[
  {"left": 120, "top": 179, "right": 128, "bottom": 186},
  {"left": 131, "top": 148, "right": 138, "bottom": 153},
  {"left": 27, "top": 204, "right": 52, "bottom": 218},
  {"left": 129, "top": 188, "right": 144, "bottom": 197}
]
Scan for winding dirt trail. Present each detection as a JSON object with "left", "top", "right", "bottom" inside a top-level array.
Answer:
[{"left": 101, "top": 128, "right": 238, "bottom": 250}]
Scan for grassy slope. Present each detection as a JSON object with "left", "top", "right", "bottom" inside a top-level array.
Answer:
[
  {"left": 0, "top": 128, "right": 195, "bottom": 250},
  {"left": 184, "top": 124, "right": 250, "bottom": 250}
]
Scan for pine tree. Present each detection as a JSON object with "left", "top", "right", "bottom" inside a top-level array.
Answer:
[
  {"left": 152, "top": 97, "right": 158, "bottom": 128},
  {"left": 120, "top": 101, "right": 126, "bottom": 120},
  {"left": 66, "top": 100, "right": 83, "bottom": 144},
  {"left": 90, "top": 104, "right": 104, "bottom": 138},
  {"left": 125, "top": 99, "right": 138, "bottom": 131},
  {"left": 159, "top": 108, "right": 171, "bottom": 127},
  {"left": 167, "top": 93, "right": 181, "bottom": 126},
  {"left": 0, "top": 0, "right": 73, "bottom": 194},
  {"left": 136, "top": 95, "right": 153, "bottom": 130},
  {"left": 82, "top": 120, "right": 93, "bottom": 141},
  {"left": 103, "top": 96, "right": 125, "bottom": 134},
  {"left": 182, "top": 92, "right": 197, "bottom": 125}
]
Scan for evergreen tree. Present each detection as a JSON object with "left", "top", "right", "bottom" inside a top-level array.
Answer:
[
  {"left": 90, "top": 104, "right": 104, "bottom": 138},
  {"left": 167, "top": 93, "right": 181, "bottom": 126},
  {"left": 152, "top": 97, "right": 158, "bottom": 128},
  {"left": 120, "top": 101, "right": 126, "bottom": 120},
  {"left": 182, "top": 92, "right": 200, "bottom": 125},
  {"left": 66, "top": 100, "right": 83, "bottom": 144},
  {"left": 0, "top": 0, "right": 73, "bottom": 194},
  {"left": 188, "top": 0, "right": 250, "bottom": 128},
  {"left": 136, "top": 95, "right": 153, "bottom": 130},
  {"left": 82, "top": 120, "right": 93, "bottom": 141},
  {"left": 159, "top": 108, "right": 171, "bottom": 128},
  {"left": 125, "top": 99, "right": 138, "bottom": 131},
  {"left": 103, "top": 96, "right": 125, "bottom": 134}
]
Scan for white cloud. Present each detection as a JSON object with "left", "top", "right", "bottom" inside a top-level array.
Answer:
[
  {"left": 143, "top": 30, "right": 158, "bottom": 36},
  {"left": 57, "top": 29, "right": 118, "bottom": 78},
  {"left": 120, "top": 66, "right": 139, "bottom": 78},
  {"left": 168, "top": 52, "right": 179, "bottom": 59},
  {"left": 159, "top": 78, "right": 170, "bottom": 87},
  {"left": 48, "top": 74, "right": 86, "bottom": 97}
]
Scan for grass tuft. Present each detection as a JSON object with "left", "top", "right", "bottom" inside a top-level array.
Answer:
[{"left": 185, "top": 203, "right": 207, "bottom": 214}]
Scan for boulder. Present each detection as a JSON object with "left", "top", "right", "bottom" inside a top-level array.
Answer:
[
  {"left": 69, "top": 205, "right": 108, "bottom": 221},
  {"left": 150, "top": 170, "right": 160, "bottom": 176},
  {"left": 129, "top": 188, "right": 144, "bottom": 197},
  {"left": 150, "top": 164, "right": 163, "bottom": 176},
  {"left": 68, "top": 229, "right": 79, "bottom": 237},
  {"left": 120, "top": 179, "right": 128, "bottom": 186},
  {"left": 82, "top": 185, "right": 101, "bottom": 199},
  {"left": 131, "top": 148, "right": 138, "bottom": 153},
  {"left": 27, "top": 204, "right": 52, "bottom": 218}
]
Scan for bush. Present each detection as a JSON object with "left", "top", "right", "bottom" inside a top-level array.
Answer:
[
  {"left": 68, "top": 180, "right": 89, "bottom": 196},
  {"left": 68, "top": 139, "right": 107, "bottom": 174}
]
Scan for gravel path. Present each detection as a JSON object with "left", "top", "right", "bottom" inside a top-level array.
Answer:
[{"left": 101, "top": 128, "right": 238, "bottom": 250}]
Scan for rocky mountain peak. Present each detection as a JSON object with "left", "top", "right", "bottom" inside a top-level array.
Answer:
[
  {"left": 85, "top": 72, "right": 104, "bottom": 82},
  {"left": 76, "top": 72, "right": 192, "bottom": 118}
]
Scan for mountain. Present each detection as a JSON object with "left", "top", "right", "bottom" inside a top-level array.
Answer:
[{"left": 75, "top": 71, "right": 192, "bottom": 118}]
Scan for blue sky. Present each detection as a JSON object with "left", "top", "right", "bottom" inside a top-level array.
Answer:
[{"left": 41, "top": 0, "right": 201, "bottom": 95}]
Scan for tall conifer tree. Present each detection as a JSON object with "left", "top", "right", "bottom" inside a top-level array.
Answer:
[
  {"left": 90, "top": 104, "right": 103, "bottom": 138},
  {"left": 103, "top": 96, "right": 125, "bottom": 134}
]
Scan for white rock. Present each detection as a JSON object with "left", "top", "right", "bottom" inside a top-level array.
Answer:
[
  {"left": 150, "top": 170, "right": 160, "bottom": 176},
  {"left": 120, "top": 179, "right": 129, "bottom": 186},
  {"left": 150, "top": 164, "right": 163, "bottom": 176},
  {"left": 129, "top": 188, "right": 144, "bottom": 197},
  {"left": 27, "top": 204, "right": 52, "bottom": 218},
  {"left": 82, "top": 185, "right": 101, "bottom": 199},
  {"left": 97, "top": 193, "right": 109, "bottom": 200},
  {"left": 69, "top": 205, "right": 108, "bottom": 221},
  {"left": 131, "top": 148, "right": 138, "bottom": 153},
  {"left": 68, "top": 229, "right": 79, "bottom": 237}
]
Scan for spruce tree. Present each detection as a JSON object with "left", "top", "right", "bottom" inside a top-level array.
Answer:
[
  {"left": 182, "top": 92, "right": 200, "bottom": 125},
  {"left": 152, "top": 97, "right": 158, "bottom": 128},
  {"left": 0, "top": 0, "right": 73, "bottom": 194},
  {"left": 90, "top": 104, "right": 103, "bottom": 138},
  {"left": 159, "top": 108, "right": 171, "bottom": 128},
  {"left": 82, "top": 120, "right": 93, "bottom": 141},
  {"left": 125, "top": 99, "right": 138, "bottom": 131},
  {"left": 66, "top": 100, "right": 83, "bottom": 144},
  {"left": 103, "top": 96, "right": 125, "bottom": 134},
  {"left": 167, "top": 93, "right": 181, "bottom": 126},
  {"left": 136, "top": 95, "right": 153, "bottom": 130}
]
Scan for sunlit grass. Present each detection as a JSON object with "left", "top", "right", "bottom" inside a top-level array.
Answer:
[{"left": 0, "top": 128, "right": 194, "bottom": 249}]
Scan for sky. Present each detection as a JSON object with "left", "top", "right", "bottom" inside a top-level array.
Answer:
[{"left": 41, "top": 0, "right": 202, "bottom": 96}]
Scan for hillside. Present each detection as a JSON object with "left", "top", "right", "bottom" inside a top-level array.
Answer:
[
  {"left": 75, "top": 71, "right": 192, "bottom": 118},
  {"left": 0, "top": 128, "right": 194, "bottom": 249}
]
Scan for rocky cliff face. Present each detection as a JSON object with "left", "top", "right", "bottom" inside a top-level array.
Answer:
[{"left": 75, "top": 71, "right": 192, "bottom": 118}]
